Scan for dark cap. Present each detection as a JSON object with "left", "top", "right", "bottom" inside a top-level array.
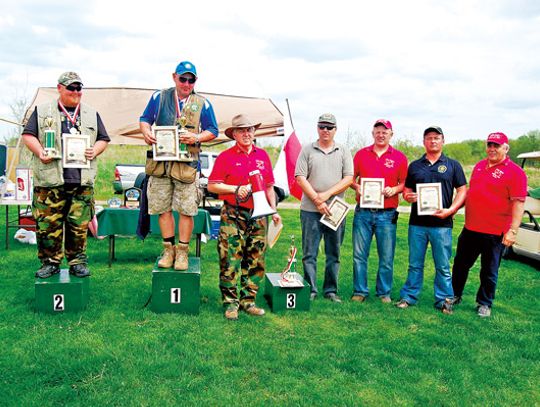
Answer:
[{"left": 423, "top": 126, "right": 444, "bottom": 137}]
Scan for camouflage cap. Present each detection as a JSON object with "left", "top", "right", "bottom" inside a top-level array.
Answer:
[
  {"left": 317, "top": 113, "right": 337, "bottom": 125},
  {"left": 58, "top": 71, "right": 83, "bottom": 86}
]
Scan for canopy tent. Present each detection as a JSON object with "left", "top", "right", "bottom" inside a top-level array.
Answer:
[{"left": 24, "top": 87, "right": 284, "bottom": 145}]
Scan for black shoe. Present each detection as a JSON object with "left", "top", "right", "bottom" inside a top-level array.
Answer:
[
  {"left": 35, "top": 263, "right": 60, "bottom": 279},
  {"left": 69, "top": 264, "right": 91, "bottom": 278},
  {"left": 441, "top": 298, "right": 453, "bottom": 315}
]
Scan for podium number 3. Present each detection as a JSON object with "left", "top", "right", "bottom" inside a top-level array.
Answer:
[
  {"left": 286, "top": 293, "right": 296, "bottom": 309},
  {"left": 53, "top": 294, "right": 65, "bottom": 311},
  {"left": 170, "top": 288, "right": 181, "bottom": 304}
]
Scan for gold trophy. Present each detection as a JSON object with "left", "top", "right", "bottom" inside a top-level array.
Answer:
[
  {"left": 177, "top": 115, "right": 193, "bottom": 162},
  {"left": 43, "top": 115, "right": 61, "bottom": 159},
  {"left": 279, "top": 236, "right": 303, "bottom": 287}
]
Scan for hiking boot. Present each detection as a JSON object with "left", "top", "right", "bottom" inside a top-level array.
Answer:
[
  {"left": 35, "top": 263, "right": 60, "bottom": 279},
  {"left": 324, "top": 293, "right": 342, "bottom": 303},
  {"left": 450, "top": 296, "right": 462, "bottom": 306},
  {"left": 380, "top": 296, "right": 392, "bottom": 304},
  {"left": 174, "top": 243, "right": 189, "bottom": 271},
  {"left": 441, "top": 298, "right": 453, "bottom": 315},
  {"left": 477, "top": 305, "right": 491, "bottom": 318},
  {"left": 224, "top": 307, "right": 239, "bottom": 320},
  {"left": 310, "top": 293, "right": 317, "bottom": 301},
  {"left": 69, "top": 263, "right": 90, "bottom": 278},
  {"left": 157, "top": 242, "right": 175, "bottom": 268},
  {"left": 243, "top": 304, "right": 265, "bottom": 316},
  {"left": 351, "top": 295, "right": 366, "bottom": 302},
  {"left": 395, "top": 299, "right": 410, "bottom": 309}
]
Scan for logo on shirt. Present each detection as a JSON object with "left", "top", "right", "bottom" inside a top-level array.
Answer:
[
  {"left": 384, "top": 159, "right": 395, "bottom": 168},
  {"left": 437, "top": 165, "right": 447, "bottom": 173},
  {"left": 492, "top": 168, "right": 504, "bottom": 179},
  {"left": 256, "top": 160, "right": 266, "bottom": 170},
  {"left": 190, "top": 104, "right": 199, "bottom": 112}
]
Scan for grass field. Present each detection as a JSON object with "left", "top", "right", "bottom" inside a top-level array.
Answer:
[{"left": 0, "top": 208, "right": 538, "bottom": 406}]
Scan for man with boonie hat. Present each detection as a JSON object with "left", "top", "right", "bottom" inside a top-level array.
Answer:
[
  {"left": 451, "top": 132, "right": 527, "bottom": 317},
  {"left": 396, "top": 125, "right": 467, "bottom": 314},
  {"left": 21, "top": 71, "right": 110, "bottom": 279},
  {"left": 139, "top": 61, "right": 218, "bottom": 270},
  {"left": 295, "top": 113, "right": 354, "bottom": 303},
  {"left": 208, "top": 114, "right": 281, "bottom": 320}
]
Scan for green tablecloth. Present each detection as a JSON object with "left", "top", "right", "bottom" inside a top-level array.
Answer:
[{"left": 97, "top": 208, "right": 211, "bottom": 237}]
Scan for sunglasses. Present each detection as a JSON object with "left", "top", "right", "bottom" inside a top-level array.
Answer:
[
  {"left": 65, "top": 84, "right": 82, "bottom": 92},
  {"left": 177, "top": 76, "right": 196, "bottom": 84},
  {"left": 318, "top": 125, "right": 335, "bottom": 131}
]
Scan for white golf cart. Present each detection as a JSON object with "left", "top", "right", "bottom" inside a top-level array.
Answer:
[{"left": 504, "top": 151, "right": 540, "bottom": 263}]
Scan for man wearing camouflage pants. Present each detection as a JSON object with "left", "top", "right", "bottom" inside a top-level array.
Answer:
[
  {"left": 208, "top": 114, "right": 281, "bottom": 320},
  {"left": 21, "top": 72, "right": 110, "bottom": 278}
]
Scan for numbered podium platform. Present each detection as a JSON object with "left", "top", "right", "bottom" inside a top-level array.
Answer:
[
  {"left": 35, "top": 269, "right": 90, "bottom": 313},
  {"left": 150, "top": 257, "right": 200, "bottom": 314},
  {"left": 264, "top": 273, "right": 311, "bottom": 312}
]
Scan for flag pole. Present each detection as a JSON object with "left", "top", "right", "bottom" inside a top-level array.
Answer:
[{"left": 285, "top": 98, "right": 295, "bottom": 131}]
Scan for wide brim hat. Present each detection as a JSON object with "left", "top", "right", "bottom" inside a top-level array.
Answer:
[{"left": 224, "top": 114, "right": 261, "bottom": 139}]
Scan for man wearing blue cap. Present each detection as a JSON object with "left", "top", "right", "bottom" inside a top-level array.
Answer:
[{"left": 140, "top": 61, "right": 218, "bottom": 270}]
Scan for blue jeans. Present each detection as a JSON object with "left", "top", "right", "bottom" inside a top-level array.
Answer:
[
  {"left": 352, "top": 207, "right": 397, "bottom": 297},
  {"left": 300, "top": 210, "right": 346, "bottom": 296},
  {"left": 400, "top": 225, "right": 454, "bottom": 307}
]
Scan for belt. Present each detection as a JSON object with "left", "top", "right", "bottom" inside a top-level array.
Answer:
[{"left": 358, "top": 206, "right": 395, "bottom": 213}]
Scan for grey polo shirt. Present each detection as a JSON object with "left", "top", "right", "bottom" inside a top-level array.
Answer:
[{"left": 295, "top": 141, "right": 354, "bottom": 212}]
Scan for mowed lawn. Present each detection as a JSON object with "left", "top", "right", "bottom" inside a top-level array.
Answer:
[{"left": 0, "top": 208, "right": 538, "bottom": 406}]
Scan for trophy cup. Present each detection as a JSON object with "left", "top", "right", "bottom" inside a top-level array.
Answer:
[
  {"left": 279, "top": 236, "right": 303, "bottom": 287},
  {"left": 43, "top": 116, "right": 61, "bottom": 159},
  {"left": 177, "top": 115, "right": 193, "bottom": 162}
]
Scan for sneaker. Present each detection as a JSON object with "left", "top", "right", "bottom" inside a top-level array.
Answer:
[
  {"left": 310, "top": 293, "right": 317, "bottom": 301},
  {"left": 243, "top": 304, "right": 265, "bottom": 316},
  {"left": 450, "top": 296, "right": 462, "bottom": 306},
  {"left": 69, "top": 264, "right": 90, "bottom": 278},
  {"left": 380, "top": 296, "right": 392, "bottom": 304},
  {"left": 441, "top": 299, "right": 453, "bottom": 315},
  {"left": 35, "top": 263, "right": 60, "bottom": 279},
  {"left": 351, "top": 295, "right": 366, "bottom": 302},
  {"left": 324, "top": 293, "right": 342, "bottom": 303},
  {"left": 224, "top": 307, "right": 239, "bottom": 320},
  {"left": 477, "top": 305, "right": 491, "bottom": 318},
  {"left": 395, "top": 299, "right": 410, "bottom": 309}
]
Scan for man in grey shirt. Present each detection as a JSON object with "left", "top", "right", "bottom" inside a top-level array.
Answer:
[{"left": 295, "top": 113, "right": 354, "bottom": 302}]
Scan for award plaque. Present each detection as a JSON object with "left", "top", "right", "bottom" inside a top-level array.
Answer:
[
  {"left": 107, "top": 197, "right": 122, "bottom": 208},
  {"left": 124, "top": 187, "right": 141, "bottom": 208},
  {"left": 62, "top": 134, "right": 90, "bottom": 168},
  {"left": 153, "top": 126, "right": 179, "bottom": 161},
  {"left": 360, "top": 178, "right": 384, "bottom": 209},
  {"left": 320, "top": 196, "right": 351, "bottom": 231},
  {"left": 417, "top": 182, "right": 443, "bottom": 215}
]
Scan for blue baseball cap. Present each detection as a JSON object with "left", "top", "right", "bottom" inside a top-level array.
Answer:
[{"left": 175, "top": 61, "right": 197, "bottom": 77}]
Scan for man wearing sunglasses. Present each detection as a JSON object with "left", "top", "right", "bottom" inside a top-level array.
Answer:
[
  {"left": 295, "top": 113, "right": 354, "bottom": 302},
  {"left": 451, "top": 132, "right": 527, "bottom": 317},
  {"left": 140, "top": 61, "right": 218, "bottom": 270},
  {"left": 22, "top": 71, "right": 110, "bottom": 279}
]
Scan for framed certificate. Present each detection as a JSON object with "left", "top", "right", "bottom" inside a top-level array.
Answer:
[
  {"left": 153, "top": 126, "right": 179, "bottom": 161},
  {"left": 62, "top": 134, "right": 90, "bottom": 168},
  {"left": 320, "top": 196, "right": 351, "bottom": 231},
  {"left": 360, "top": 178, "right": 384, "bottom": 208},
  {"left": 417, "top": 182, "right": 443, "bottom": 215}
]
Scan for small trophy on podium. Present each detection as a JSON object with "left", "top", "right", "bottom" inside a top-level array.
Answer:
[
  {"left": 43, "top": 115, "right": 61, "bottom": 159},
  {"left": 177, "top": 115, "right": 193, "bottom": 162},
  {"left": 279, "top": 236, "right": 304, "bottom": 287}
]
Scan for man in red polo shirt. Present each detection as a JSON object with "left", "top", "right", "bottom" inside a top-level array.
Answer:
[
  {"left": 451, "top": 132, "right": 527, "bottom": 317},
  {"left": 208, "top": 114, "right": 281, "bottom": 320},
  {"left": 350, "top": 119, "right": 408, "bottom": 303}
]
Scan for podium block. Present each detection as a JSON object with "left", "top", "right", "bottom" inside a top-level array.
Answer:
[
  {"left": 264, "top": 273, "right": 311, "bottom": 312},
  {"left": 34, "top": 269, "right": 89, "bottom": 313},
  {"left": 150, "top": 257, "right": 200, "bottom": 314}
]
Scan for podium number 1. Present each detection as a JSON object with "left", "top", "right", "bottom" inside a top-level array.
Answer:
[
  {"left": 286, "top": 293, "right": 296, "bottom": 309},
  {"left": 53, "top": 294, "right": 65, "bottom": 311},
  {"left": 170, "top": 288, "right": 181, "bottom": 304}
]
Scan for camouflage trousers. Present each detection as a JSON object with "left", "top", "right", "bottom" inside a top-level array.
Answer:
[
  {"left": 218, "top": 203, "right": 267, "bottom": 309},
  {"left": 32, "top": 185, "right": 94, "bottom": 265}
]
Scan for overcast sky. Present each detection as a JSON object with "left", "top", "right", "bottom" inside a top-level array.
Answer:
[{"left": 1, "top": 0, "right": 539, "bottom": 146}]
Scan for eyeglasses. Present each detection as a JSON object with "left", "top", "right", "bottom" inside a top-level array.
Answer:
[
  {"left": 177, "top": 76, "right": 196, "bottom": 84},
  {"left": 65, "top": 84, "right": 82, "bottom": 92},
  {"left": 234, "top": 127, "right": 255, "bottom": 134},
  {"left": 318, "top": 125, "right": 335, "bottom": 131}
]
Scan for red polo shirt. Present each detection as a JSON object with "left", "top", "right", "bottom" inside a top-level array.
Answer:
[
  {"left": 353, "top": 144, "right": 408, "bottom": 208},
  {"left": 465, "top": 157, "right": 527, "bottom": 235},
  {"left": 208, "top": 145, "right": 275, "bottom": 209}
]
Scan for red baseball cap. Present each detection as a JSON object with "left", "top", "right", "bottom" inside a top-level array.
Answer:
[
  {"left": 486, "top": 132, "right": 508, "bottom": 145},
  {"left": 374, "top": 119, "right": 392, "bottom": 130}
]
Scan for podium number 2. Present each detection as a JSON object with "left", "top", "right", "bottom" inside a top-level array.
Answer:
[
  {"left": 170, "top": 288, "right": 181, "bottom": 304},
  {"left": 53, "top": 294, "right": 65, "bottom": 311},
  {"left": 286, "top": 293, "right": 296, "bottom": 309}
]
